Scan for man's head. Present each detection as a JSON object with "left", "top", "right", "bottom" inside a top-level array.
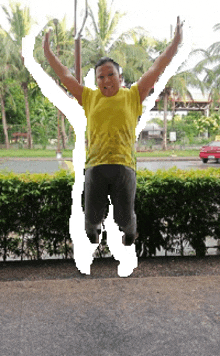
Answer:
[{"left": 95, "top": 57, "right": 123, "bottom": 97}]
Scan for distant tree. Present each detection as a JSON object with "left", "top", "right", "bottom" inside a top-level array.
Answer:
[
  {"left": 82, "top": 0, "right": 157, "bottom": 85},
  {"left": 0, "top": 30, "right": 14, "bottom": 148},
  {"left": 34, "top": 16, "right": 75, "bottom": 149},
  {"left": 1, "top": 1, "right": 37, "bottom": 148},
  {"left": 194, "top": 113, "right": 220, "bottom": 137},
  {"left": 158, "top": 61, "right": 204, "bottom": 149},
  {"left": 191, "top": 22, "right": 220, "bottom": 113}
]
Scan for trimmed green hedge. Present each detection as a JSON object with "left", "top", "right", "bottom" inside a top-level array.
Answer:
[
  {"left": 0, "top": 170, "right": 74, "bottom": 261},
  {"left": 135, "top": 168, "right": 220, "bottom": 257},
  {"left": 0, "top": 167, "right": 220, "bottom": 261}
]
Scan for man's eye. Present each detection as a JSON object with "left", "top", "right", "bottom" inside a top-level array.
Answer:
[{"left": 109, "top": 73, "right": 113, "bottom": 76}]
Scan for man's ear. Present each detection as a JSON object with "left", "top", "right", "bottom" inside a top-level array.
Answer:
[{"left": 119, "top": 74, "right": 123, "bottom": 85}]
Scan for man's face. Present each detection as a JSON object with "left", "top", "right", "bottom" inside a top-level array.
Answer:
[{"left": 96, "top": 62, "right": 122, "bottom": 97}]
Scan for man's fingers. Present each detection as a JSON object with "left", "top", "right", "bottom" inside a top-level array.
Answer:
[
  {"left": 174, "top": 16, "right": 183, "bottom": 43},
  {"left": 46, "top": 27, "right": 53, "bottom": 36},
  {"left": 43, "top": 31, "right": 51, "bottom": 49},
  {"left": 175, "top": 17, "right": 184, "bottom": 35},
  {"left": 45, "top": 31, "right": 51, "bottom": 43}
]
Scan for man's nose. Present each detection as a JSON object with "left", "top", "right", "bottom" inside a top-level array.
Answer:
[{"left": 104, "top": 76, "right": 110, "bottom": 84}]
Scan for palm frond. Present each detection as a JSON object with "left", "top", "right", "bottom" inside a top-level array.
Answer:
[
  {"left": 88, "top": 6, "right": 99, "bottom": 37},
  {"left": 192, "top": 52, "right": 213, "bottom": 74},
  {"left": 1, "top": 5, "right": 12, "bottom": 25},
  {"left": 107, "top": 10, "right": 126, "bottom": 38},
  {"left": 208, "top": 42, "right": 220, "bottom": 56},
  {"left": 213, "top": 23, "right": 220, "bottom": 32},
  {"left": 98, "top": 0, "right": 109, "bottom": 41}
]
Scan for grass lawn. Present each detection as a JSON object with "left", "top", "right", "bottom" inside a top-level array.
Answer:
[
  {"left": 0, "top": 149, "right": 73, "bottom": 158},
  {"left": 0, "top": 148, "right": 200, "bottom": 158}
]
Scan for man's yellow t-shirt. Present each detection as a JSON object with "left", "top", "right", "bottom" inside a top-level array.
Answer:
[{"left": 82, "top": 83, "right": 142, "bottom": 171}]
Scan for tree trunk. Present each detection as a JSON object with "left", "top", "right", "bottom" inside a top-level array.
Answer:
[
  {"left": 171, "top": 98, "right": 176, "bottom": 128},
  {"left": 0, "top": 92, "right": 9, "bottom": 149},
  {"left": 162, "top": 91, "right": 168, "bottom": 150},
  {"left": 61, "top": 113, "right": 67, "bottom": 149},
  {"left": 57, "top": 109, "right": 61, "bottom": 154},
  {"left": 22, "top": 83, "right": 33, "bottom": 149}
]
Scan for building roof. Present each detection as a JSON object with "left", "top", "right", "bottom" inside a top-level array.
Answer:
[
  {"left": 142, "top": 124, "right": 163, "bottom": 132},
  {"left": 153, "top": 89, "right": 215, "bottom": 103},
  {"left": 189, "top": 90, "right": 210, "bottom": 102},
  {"left": 176, "top": 90, "right": 211, "bottom": 102}
]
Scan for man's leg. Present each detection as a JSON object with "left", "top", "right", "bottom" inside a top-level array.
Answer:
[
  {"left": 84, "top": 166, "right": 109, "bottom": 243},
  {"left": 109, "top": 165, "right": 137, "bottom": 245}
]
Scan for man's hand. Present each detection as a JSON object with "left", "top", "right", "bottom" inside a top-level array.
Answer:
[
  {"left": 137, "top": 16, "right": 184, "bottom": 103},
  {"left": 22, "top": 34, "right": 35, "bottom": 62},
  {"left": 173, "top": 16, "right": 184, "bottom": 45},
  {"left": 43, "top": 28, "right": 53, "bottom": 54}
]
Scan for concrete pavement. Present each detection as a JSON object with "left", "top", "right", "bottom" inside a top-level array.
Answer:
[{"left": 1, "top": 258, "right": 220, "bottom": 356}]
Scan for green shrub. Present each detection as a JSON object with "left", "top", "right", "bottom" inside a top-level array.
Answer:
[
  {"left": 135, "top": 168, "right": 220, "bottom": 257},
  {"left": 1, "top": 167, "right": 220, "bottom": 260}
]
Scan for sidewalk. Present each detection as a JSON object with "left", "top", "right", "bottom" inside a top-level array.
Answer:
[{"left": 1, "top": 257, "right": 220, "bottom": 356}]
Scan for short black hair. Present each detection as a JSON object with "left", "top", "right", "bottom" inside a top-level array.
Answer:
[{"left": 95, "top": 57, "right": 120, "bottom": 75}]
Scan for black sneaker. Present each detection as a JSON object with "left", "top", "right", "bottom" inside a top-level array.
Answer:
[
  {"left": 87, "top": 232, "right": 99, "bottom": 244},
  {"left": 122, "top": 232, "right": 139, "bottom": 246}
]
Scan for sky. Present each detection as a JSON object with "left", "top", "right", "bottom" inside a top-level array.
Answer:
[{"left": 0, "top": 0, "right": 220, "bottom": 72}]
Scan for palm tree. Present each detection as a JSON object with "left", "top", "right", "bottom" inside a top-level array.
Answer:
[
  {"left": 160, "top": 69, "right": 205, "bottom": 150},
  {"left": 191, "top": 23, "right": 220, "bottom": 113},
  {"left": 82, "top": 0, "right": 156, "bottom": 84},
  {"left": 149, "top": 34, "right": 204, "bottom": 150},
  {"left": 84, "top": 0, "right": 126, "bottom": 58},
  {"left": 0, "top": 26, "right": 23, "bottom": 149},
  {"left": 48, "top": 18, "right": 75, "bottom": 149},
  {"left": 110, "top": 28, "right": 158, "bottom": 86},
  {"left": 33, "top": 17, "right": 77, "bottom": 150},
  {"left": 1, "top": 1, "right": 37, "bottom": 148},
  {"left": 0, "top": 30, "right": 12, "bottom": 149}
]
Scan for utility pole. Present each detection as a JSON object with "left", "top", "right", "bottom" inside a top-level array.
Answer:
[
  {"left": 162, "top": 25, "right": 173, "bottom": 151},
  {"left": 53, "top": 18, "right": 62, "bottom": 159},
  {"left": 74, "top": 1, "right": 88, "bottom": 149},
  {"left": 74, "top": 0, "right": 88, "bottom": 85}
]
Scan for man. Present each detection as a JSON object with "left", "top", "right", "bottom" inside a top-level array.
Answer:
[{"left": 43, "top": 16, "right": 183, "bottom": 247}]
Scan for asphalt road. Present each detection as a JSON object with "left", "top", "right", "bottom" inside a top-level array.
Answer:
[
  {"left": 137, "top": 159, "right": 220, "bottom": 171},
  {"left": 0, "top": 157, "right": 220, "bottom": 174},
  {"left": 0, "top": 158, "right": 63, "bottom": 174}
]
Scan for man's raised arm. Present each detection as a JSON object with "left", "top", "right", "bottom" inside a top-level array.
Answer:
[
  {"left": 22, "top": 27, "right": 84, "bottom": 124},
  {"left": 22, "top": 35, "right": 75, "bottom": 120},
  {"left": 43, "top": 30, "right": 83, "bottom": 106},
  {"left": 137, "top": 16, "right": 183, "bottom": 103}
]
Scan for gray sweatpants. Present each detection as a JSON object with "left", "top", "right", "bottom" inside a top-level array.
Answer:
[{"left": 84, "top": 164, "right": 137, "bottom": 237}]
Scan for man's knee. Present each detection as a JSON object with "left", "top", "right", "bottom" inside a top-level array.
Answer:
[
  {"left": 114, "top": 211, "right": 137, "bottom": 235},
  {"left": 85, "top": 221, "right": 102, "bottom": 243}
]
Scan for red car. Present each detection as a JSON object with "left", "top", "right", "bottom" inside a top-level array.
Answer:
[{"left": 199, "top": 141, "right": 220, "bottom": 163}]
